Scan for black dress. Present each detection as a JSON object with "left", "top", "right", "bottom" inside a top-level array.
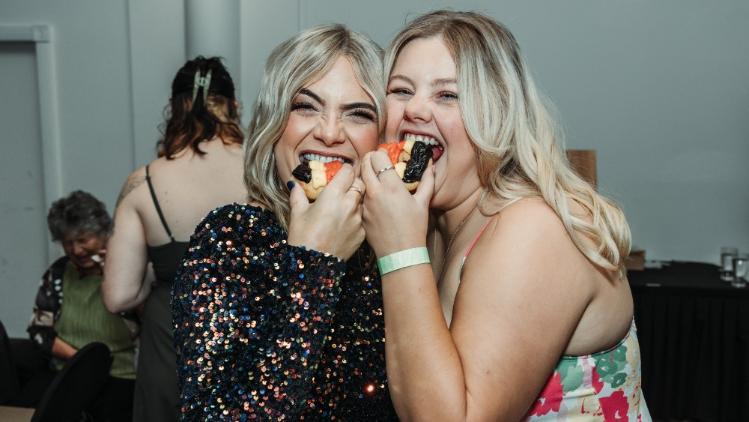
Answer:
[
  {"left": 172, "top": 204, "right": 397, "bottom": 420},
  {"left": 133, "top": 165, "right": 188, "bottom": 421}
]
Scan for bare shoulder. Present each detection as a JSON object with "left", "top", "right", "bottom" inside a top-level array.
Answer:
[
  {"left": 116, "top": 165, "right": 148, "bottom": 208},
  {"left": 489, "top": 197, "right": 569, "bottom": 246},
  {"left": 471, "top": 197, "right": 592, "bottom": 291}
]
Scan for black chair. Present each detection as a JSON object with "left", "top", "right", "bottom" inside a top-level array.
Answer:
[
  {"left": 31, "top": 342, "right": 112, "bottom": 422},
  {"left": 0, "top": 320, "right": 22, "bottom": 404}
]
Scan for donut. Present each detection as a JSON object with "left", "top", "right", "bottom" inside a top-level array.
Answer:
[
  {"left": 378, "top": 140, "right": 432, "bottom": 192},
  {"left": 291, "top": 160, "right": 343, "bottom": 200}
]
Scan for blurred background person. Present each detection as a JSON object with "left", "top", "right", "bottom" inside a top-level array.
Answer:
[
  {"left": 101, "top": 56, "right": 246, "bottom": 421},
  {"left": 11, "top": 190, "right": 136, "bottom": 421}
]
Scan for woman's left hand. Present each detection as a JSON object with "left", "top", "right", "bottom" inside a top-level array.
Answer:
[{"left": 361, "top": 150, "right": 434, "bottom": 258}]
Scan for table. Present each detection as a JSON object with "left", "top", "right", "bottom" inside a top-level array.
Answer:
[{"left": 629, "top": 261, "right": 749, "bottom": 422}]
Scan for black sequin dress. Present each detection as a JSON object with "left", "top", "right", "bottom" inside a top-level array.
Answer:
[{"left": 172, "top": 204, "right": 397, "bottom": 421}]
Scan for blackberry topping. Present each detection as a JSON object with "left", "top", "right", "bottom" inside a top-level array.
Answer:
[
  {"left": 292, "top": 162, "right": 312, "bottom": 183},
  {"left": 403, "top": 142, "right": 432, "bottom": 183}
]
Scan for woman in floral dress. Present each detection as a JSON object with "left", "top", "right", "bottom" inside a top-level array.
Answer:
[{"left": 360, "top": 10, "right": 651, "bottom": 421}]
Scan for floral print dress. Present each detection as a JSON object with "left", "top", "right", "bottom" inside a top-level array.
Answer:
[{"left": 526, "top": 321, "right": 651, "bottom": 421}]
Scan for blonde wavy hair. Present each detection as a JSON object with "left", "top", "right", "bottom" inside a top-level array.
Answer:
[
  {"left": 244, "top": 24, "right": 384, "bottom": 229},
  {"left": 385, "top": 10, "right": 631, "bottom": 275}
]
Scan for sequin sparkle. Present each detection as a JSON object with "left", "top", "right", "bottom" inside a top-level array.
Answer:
[{"left": 172, "top": 204, "right": 397, "bottom": 420}]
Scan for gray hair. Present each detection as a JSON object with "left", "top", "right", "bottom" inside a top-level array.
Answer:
[
  {"left": 244, "top": 24, "right": 384, "bottom": 229},
  {"left": 47, "top": 190, "right": 112, "bottom": 241}
]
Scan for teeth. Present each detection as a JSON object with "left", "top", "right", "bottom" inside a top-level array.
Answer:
[
  {"left": 404, "top": 133, "right": 439, "bottom": 146},
  {"left": 301, "top": 153, "right": 346, "bottom": 164}
]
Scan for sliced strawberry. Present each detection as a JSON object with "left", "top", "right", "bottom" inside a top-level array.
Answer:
[
  {"left": 379, "top": 142, "right": 405, "bottom": 164},
  {"left": 325, "top": 160, "right": 343, "bottom": 182}
]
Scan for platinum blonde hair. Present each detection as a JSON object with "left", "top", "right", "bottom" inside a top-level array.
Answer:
[
  {"left": 244, "top": 24, "right": 384, "bottom": 229},
  {"left": 385, "top": 10, "right": 631, "bottom": 275}
]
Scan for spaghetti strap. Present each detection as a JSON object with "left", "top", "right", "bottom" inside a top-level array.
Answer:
[
  {"left": 145, "top": 165, "right": 175, "bottom": 242},
  {"left": 456, "top": 196, "right": 523, "bottom": 280},
  {"left": 457, "top": 218, "right": 494, "bottom": 280},
  {"left": 464, "top": 219, "right": 493, "bottom": 261}
]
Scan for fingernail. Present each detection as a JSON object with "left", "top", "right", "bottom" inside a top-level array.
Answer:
[{"left": 286, "top": 180, "right": 295, "bottom": 191}]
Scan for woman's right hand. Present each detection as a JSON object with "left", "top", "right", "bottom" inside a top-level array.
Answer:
[{"left": 286, "top": 164, "right": 365, "bottom": 260}]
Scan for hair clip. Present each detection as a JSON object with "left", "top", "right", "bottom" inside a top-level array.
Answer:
[{"left": 191, "top": 69, "right": 213, "bottom": 104}]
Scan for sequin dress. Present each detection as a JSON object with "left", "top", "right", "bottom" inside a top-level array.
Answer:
[{"left": 172, "top": 204, "right": 397, "bottom": 421}]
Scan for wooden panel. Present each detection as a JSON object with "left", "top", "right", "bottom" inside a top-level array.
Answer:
[{"left": 566, "top": 149, "right": 597, "bottom": 189}]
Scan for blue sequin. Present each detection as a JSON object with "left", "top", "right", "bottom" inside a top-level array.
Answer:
[{"left": 172, "top": 204, "right": 396, "bottom": 420}]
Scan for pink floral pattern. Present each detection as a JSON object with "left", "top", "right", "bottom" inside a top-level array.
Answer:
[{"left": 526, "top": 322, "right": 651, "bottom": 421}]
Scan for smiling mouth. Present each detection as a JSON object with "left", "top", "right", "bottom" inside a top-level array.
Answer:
[
  {"left": 402, "top": 132, "right": 445, "bottom": 162},
  {"left": 299, "top": 152, "right": 352, "bottom": 165}
]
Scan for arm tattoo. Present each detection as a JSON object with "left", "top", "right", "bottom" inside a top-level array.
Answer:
[{"left": 116, "top": 174, "right": 145, "bottom": 207}]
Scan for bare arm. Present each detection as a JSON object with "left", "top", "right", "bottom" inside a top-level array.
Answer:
[
  {"left": 102, "top": 168, "right": 151, "bottom": 313},
  {"left": 381, "top": 203, "right": 593, "bottom": 421},
  {"left": 51, "top": 337, "right": 77, "bottom": 360},
  {"left": 361, "top": 151, "right": 594, "bottom": 421}
]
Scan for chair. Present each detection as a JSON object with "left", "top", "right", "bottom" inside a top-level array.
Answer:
[
  {"left": 31, "top": 342, "right": 112, "bottom": 422},
  {"left": 0, "top": 320, "right": 22, "bottom": 404}
]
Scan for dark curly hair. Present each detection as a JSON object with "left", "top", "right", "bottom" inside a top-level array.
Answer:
[
  {"left": 157, "top": 56, "right": 244, "bottom": 159},
  {"left": 47, "top": 190, "right": 112, "bottom": 241}
]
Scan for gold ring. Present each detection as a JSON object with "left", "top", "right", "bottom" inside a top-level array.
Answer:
[{"left": 375, "top": 165, "right": 395, "bottom": 178}]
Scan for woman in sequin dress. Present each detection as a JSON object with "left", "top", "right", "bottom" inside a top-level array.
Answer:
[
  {"left": 360, "top": 11, "right": 650, "bottom": 420},
  {"left": 172, "top": 25, "right": 397, "bottom": 421}
]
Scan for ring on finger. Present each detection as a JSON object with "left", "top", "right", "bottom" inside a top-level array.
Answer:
[
  {"left": 375, "top": 165, "right": 395, "bottom": 179},
  {"left": 349, "top": 186, "right": 364, "bottom": 196}
]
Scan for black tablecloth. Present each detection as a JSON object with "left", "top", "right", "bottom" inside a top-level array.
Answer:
[{"left": 629, "top": 262, "right": 749, "bottom": 422}]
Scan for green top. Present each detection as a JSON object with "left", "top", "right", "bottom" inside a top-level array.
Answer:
[{"left": 53, "top": 262, "right": 136, "bottom": 379}]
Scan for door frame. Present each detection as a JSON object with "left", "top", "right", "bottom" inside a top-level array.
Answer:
[{"left": 0, "top": 24, "right": 62, "bottom": 262}]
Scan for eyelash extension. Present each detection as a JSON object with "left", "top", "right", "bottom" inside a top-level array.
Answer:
[
  {"left": 291, "top": 101, "right": 316, "bottom": 111},
  {"left": 438, "top": 91, "right": 459, "bottom": 100},
  {"left": 350, "top": 110, "right": 376, "bottom": 121},
  {"left": 388, "top": 87, "right": 412, "bottom": 96}
]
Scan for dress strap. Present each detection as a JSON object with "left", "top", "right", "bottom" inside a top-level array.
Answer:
[
  {"left": 456, "top": 196, "right": 525, "bottom": 280},
  {"left": 458, "top": 218, "right": 494, "bottom": 280},
  {"left": 145, "top": 165, "right": 175, "bottom": 242},
  {"left": 464, "top": 219, "right": 493, "bottom": 260}
]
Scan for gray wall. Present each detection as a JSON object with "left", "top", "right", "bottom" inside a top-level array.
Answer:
[{"left": 0, "top": 0, "right": 747, "bottom": 335}]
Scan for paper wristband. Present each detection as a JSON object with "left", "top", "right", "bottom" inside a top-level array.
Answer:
[{"left": 377, "top": 247, "right": 431, "bottom": 276}]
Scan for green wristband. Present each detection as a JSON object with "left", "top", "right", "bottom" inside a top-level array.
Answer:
[{"left": 377, "top": 247, "right": 431, "bottom": 276}]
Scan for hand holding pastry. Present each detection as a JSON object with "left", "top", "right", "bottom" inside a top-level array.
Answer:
[
  {"left": 291, "top": 159, "right": 346, "bottom": 201},
  {"left": 360, "top": 150, "right": 434, "bottom": 258},
  {"left": 378, "top": 139, "right": 433, "bottom": 192},
  {"left": 287, "top": 163, "right": 366, "bottom": 260}
]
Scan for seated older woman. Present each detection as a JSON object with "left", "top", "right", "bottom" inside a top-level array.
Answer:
[{"left": 18, "top": 190, "right": 137, "bottom": 421}]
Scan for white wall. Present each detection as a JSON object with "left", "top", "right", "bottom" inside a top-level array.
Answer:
[
  {"left": 240, "top": 0, "right": 749, "bottom": 263},
  {"left": 0, "top": 0, "right": 747, "bottom": 335}
]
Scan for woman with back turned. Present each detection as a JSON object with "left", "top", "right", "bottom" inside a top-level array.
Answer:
[{"left": 102, "top": 57, "right": 246, "bottom": 421}]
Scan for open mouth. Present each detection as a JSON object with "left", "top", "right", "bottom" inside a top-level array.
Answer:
[
  {"left": 299, "top": 152, "right": 353, "bottom": 165},
  {"left": 403, "top": 132, "right": 445, "bottom": 162}
]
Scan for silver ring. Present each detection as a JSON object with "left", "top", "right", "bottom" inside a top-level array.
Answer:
[{"left": 375, "top": 165, "right": 395, "bottom": 179}]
